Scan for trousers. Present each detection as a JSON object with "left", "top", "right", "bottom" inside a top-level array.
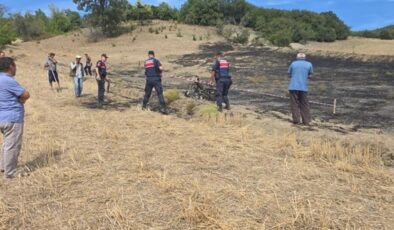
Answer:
[
  {"left": 97, "top": 77, "right": 106, "bottom": 104},
  {"left": 216, "top": 78, "right": 232, "bottom": 107},
  {"left": 289, "top": 90, "right": 311, "bottom": 124},
  {"left": 74, "top": 77, "right": 83, "bottom": 97},
  {"left": 0, "top": 123, "right": 24, "bottom": 177},
  {"left": 143, "top": 77, "right": 166, "bottom": 107}
]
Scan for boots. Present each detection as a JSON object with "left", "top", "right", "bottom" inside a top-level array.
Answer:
[{"left": 159, "top": 106, "right": 168, "bottom": 114}]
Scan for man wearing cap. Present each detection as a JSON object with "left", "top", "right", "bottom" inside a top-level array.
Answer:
[
  {"left": 288, "top": 53, "right": 314, "bottom": 125},
  {"left": 211, "top": 52, "right": 232, "bottom": 112},
  {"left": 70, "top": 55, "right": 85, "bottom": 97},
  {"left": 142, "top": 50, "right": 167, "bottom": 114},
  {"left": 0, "top": 57, "right": 30, "bottom": 178},
  {"left": 44, "top": 52, "right": 60, "bottom": 91},
  {"left": 95, "top": 54, "right": 108, "bottom": 107}
]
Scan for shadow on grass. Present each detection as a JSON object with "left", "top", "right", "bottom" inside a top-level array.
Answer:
[{"left": 23, "top": 150, "right": 62, "bottom": 173}]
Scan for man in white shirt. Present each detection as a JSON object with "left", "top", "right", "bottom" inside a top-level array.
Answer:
[{"left": 70, "top": 55, "right": 85, "bottom": 97}]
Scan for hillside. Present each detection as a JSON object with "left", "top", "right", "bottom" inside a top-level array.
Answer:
[
  {"left": 353, "top": 25, "right": 394, "bottom": 40},
  {"left": 0, "top": 21, "right": 393, "bottom": 229},
  {"left": 291, "top": 36, "right": 394, "bottom": 57}
]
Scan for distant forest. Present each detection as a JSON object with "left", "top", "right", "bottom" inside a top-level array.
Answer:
[
  {"left": 0, "top": 0, "right": 392, "bottom": 47},
  {"left": 352, "top": 25, "right": 394, "bottom": 40}
]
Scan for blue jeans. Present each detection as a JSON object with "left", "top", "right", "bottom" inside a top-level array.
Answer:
[{"left": 74, "top": 77, "right": 83, "bottom": 97}]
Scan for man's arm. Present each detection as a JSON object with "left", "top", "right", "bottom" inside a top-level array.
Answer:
[
  {"left": 308, "top": 64, "right": 314, "bottom": 80},
  {"left": 51, "top": 58, "right": 58, "bottom": 64},
  {"left": 210, "top": 61, "right": 218, "bottom": 83},
  {"left": 95, "top": 61, "right": 101, "bottom": 80},
  {"left": 19, "top": 91, "right": 30, "bottom": 104},
  {"left": 70, "top": 62, "right": 76, "bottom": 70},
  {"left": 95, "top": 67, "right": 101, "bottom": 80},
  {"left": 288, "top": 64, "right": 292, "bottom": 78}
]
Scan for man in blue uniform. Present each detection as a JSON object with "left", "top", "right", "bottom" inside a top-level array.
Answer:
[
  {"left": 95, "top": 53, "right": 108, "bottom": 107},
  {"left": 211, "top": 52, "right": 232, "bottom": 112},
  {"left": 288, "top": 53, "right": 313, "bottom": 125},
  {"left": 142, "top": 51, "right": 167, "bottom": 114}
]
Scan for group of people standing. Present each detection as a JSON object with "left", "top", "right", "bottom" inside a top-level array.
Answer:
[
  {"left": 43, "top": 52, "right": 110, "bottom": 106},
  {"left": 0, "top": 48, "right": 314, "bottom": 179}
]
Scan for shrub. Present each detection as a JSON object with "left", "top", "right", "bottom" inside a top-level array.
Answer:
[
  {"left": 192, "top": 34, "right": 196, "bottom": 41},
  {"left": 149, "top": 27, "right": 154, "bottom": 33},
  {"left": 164, "top": 89, "right": 180, "bottom": 104},
  {"left": 198, "top": 104, "right": 219, "bottom": 116},
  {"left": 233, "top": 29, "right": 249, "bottom": 44},
  {"left": 176, "top": 30, "right": 183, "bottom": 37},
  {"left": 165, "top": 34, "right": 168, "bottom": 39},
  {"left": 270, "top": 30, "right": 292, "bottom": 47},
  {"left": 186, "top": 102, "right": 197, "bottom": 115}
]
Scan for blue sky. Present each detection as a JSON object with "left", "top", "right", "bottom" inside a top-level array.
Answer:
[{"left": 1, "top": 0, "right": 394, "bottom": 31}]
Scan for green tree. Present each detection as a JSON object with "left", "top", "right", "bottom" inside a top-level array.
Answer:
[
  {"left": 0, "top": 4, "right": 16, "bottom": 46},
  {"left": 180, "top": 0, "right": 224, "bottom": 25},
  {"left": 73, "top": 0, "right": 129, "bottom": 36},
  {"left": 154, "top": 2, "right": 178, "bottom": 20},
  {"left": 49, "top": 7, "right": 72, "bottom": 34}
]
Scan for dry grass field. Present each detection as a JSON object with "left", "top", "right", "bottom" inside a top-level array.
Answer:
[
  {"left": 291, "top": 36, "right": 394, "bottom": 57},
  {"left": 0, "top": 21, "right": 393, "bottom": 229}
]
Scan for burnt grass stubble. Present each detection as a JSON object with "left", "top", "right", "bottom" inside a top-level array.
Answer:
[
  {"left": 111, "top": 43, "right": 393, "bottom": 131},
  {"left": 172, "top": 43, "right": 394, "bottom": 131}
]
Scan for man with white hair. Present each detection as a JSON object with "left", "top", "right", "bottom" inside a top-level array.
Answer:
[{"left": 288, "top": 53, "right": 313, "bottom": 125}]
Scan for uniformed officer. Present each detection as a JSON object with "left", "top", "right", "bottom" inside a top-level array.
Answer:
[
  {"left": 142, "top": 51, "right": 167, "bottom": 114},
  {"left": 211, "top": 52, "right": 232, "bottom": 112},
  {"left": 95, "top": 53, "right": 108, "bottom": 107}
]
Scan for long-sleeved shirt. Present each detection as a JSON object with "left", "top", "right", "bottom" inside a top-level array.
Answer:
[{"left": 288, "top": 59, "right": 313, "bottom": 92}]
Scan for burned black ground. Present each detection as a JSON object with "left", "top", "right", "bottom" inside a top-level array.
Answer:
[{"left": 172, "top": 43, "right": 394, "bottom": 131}]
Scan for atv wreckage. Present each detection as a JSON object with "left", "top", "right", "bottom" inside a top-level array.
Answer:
[{"left": 184, "top": 76, "right": 216, "bottom": 101}]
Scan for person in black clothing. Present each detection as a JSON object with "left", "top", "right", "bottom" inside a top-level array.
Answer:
[
  {"left": 142, "top": 50, "right": 167, "bottom": 114},
  {"left": 84, "top": 53, "right": 92, "bottom": 76},
  {"left": 211, "top": 52, "right": 232, "bottom": 112},
  {"left": 95, "top": 54, "right": 108, "bottom": 107}
]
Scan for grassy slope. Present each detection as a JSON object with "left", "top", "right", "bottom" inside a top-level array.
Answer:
[{"left": 0, "top": 21, "right": 393, "bottom": 229}]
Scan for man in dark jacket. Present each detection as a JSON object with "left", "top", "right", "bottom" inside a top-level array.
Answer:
[
  {"left": 142, "top": 51, "right": 167, "bottom": 114},
  {"left": 211, "top": 52, "right": 232, "bottom": 112}
]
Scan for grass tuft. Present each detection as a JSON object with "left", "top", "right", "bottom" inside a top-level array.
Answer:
[
  {"left": 164, "top": 89, "right": 180, "bottom": 105},
  {"left": 198, "top": 104, "right": 219, "bottom": 117}
]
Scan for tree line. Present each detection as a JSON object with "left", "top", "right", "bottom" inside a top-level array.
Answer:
[
  {"left": 0, "top": 5, "right": 82, "bottom": 46},
  {"left": 73, "top": 0, "right": 352, "bottom": 46},
  {"left": 352, "top": 25, "right": 394, "bottom": 40},
  {"left": 5, "top": 0, "right": 392, "bottom": 48},
  {"left": 179, "top": 0, "right": 350, "bottom": 46}
]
